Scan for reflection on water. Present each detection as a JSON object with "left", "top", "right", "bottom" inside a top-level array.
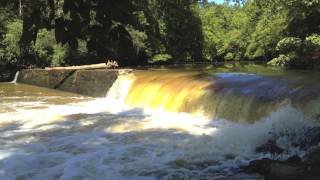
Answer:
[{"left": 0, "top": 65, "right": 320, "bottom": 179}]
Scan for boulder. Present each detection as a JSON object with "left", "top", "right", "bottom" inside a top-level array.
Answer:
[
  {"left": 301, "top": 127, "right": 320, "bottom": 148},
  {"left": 256, "top": 140, "right": 284, "bottom": 154},
  {"left": 244, "top": 159, "right": 301, "bottom": 180}
]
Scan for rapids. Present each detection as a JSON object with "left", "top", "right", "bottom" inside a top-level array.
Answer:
[{"left": 0, "top": 65, "right": 320, "bottom": 179}]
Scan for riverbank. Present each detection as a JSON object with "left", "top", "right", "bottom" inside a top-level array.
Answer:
[
  {"left": 242, "top": 148, "right": 320, "bottom": 180},
  {"left": 240, "top": 127, "right": 320, "bottom": 180}
]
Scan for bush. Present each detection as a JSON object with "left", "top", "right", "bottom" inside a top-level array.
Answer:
[
  {"left": 0, "top": 22, "right": 68, "bottom": 68},
  {"left": 276, "top": 37, "right": 303, "bottom": 54},
  {"left": 151, "top": 54, "right": 172, "bottom": 62},
  {"left": 0, "top": 8, "right": 14, "bottom": 39},
  {"left": 268, "top": 54, "right": 291, "bottom": 67},
  {"left": 0, "top": 20, "right": 23, "bottom": 66},
  {"left": 305, "top": 34, "right": 320, "bottom": 50},
  {"left": 51, "top": 43, "right": 69, "bottom": 66},
  {"left": 268, "top": 52, "right": 298, "bottom": 67},
  {"left": 224, "top": 52, "right": 234, "bottom": 61},
  {"left": 34, "top": 29, "right": 56, "bottom": 66},
  {"left": 270, "top": 35, "right": 320, "bottom": 68}
]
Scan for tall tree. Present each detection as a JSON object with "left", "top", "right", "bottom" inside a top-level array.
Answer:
[
  {"left": 159, "top": 0, "right": 204, "bottom": 62},
  {"left": 19, "top": 0, "right": 138, "bottom": 66}
]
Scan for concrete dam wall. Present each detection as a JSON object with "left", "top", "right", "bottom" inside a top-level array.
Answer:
[{"left": 17, "top": 69, "right": 126, "bottom": 97}]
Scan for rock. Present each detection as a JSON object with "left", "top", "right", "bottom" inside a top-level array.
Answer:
[
  {"left": 244, "top": 158, "right": 275, "bottom": 175},
  {"left": 301, "top": 127, "right": 320, "bottom": 148},
  {"left": 223, "top": 173, "right": 264, "bottom": 180},
  {"left": 287, "top": 155, "right": 301, "bottom": 163},
  {"left": 306, "top": 147, "right": 320, "bottom": 165},
  {"left": 244, "top": 159, "right": 301, "bottom": 180},
  {"left": 256, "top": 140, "right": 284, "bottom": 154},
  {"left": 244, "top": 148, "right": 320, "bottom": 180},
  {"left": 268, "top": 163, "right": 299, "bottom": 179}
]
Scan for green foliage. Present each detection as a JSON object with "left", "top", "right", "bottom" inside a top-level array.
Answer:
[
  {"left": 305, "top": 34, "right": 320, "bottom": 49},
  {"left": 159, "top": 0, "right": 204, "bottom": 62},
  {"left": 276, "top": 37, "right": 303, "bottom": 54},
  {"left": 256, "top": 0, "right": 320, "bottom": 37},
  {"left": 19, "top": 0, "right": 138, "bottom": 66},
  {"left": 200, "top": 1, "right": 287, "bottom": 61},
  {"left": 0, "top": 19, "right": 72, "bottom": 68},
  {"left": 267, "top": 53, "right": 297, "bottom": 67},
  {"left": 224, "top": 52, "right": 234, "bottom": 61},
  {"left": 0, "top": 0, "right": 319, "bottom": 69},
  {"left": 132, "top": 0, "right": 166, "bottom": 59},
  {"left": 269, "top": 34, "right": 320, "bottom": 68},
  {"left": 151, "top": 54, "right": 172, "bottom": 62},
  {"left": 34, "top": 29, "right": 56, "bottom": 66},
  {"left": 245, "top": 11, "right": 287, "bottom": 60},
  {"left": 0, "top": 8, "right": 14, "bottom": 39},
  {"left": 0, "top": 20, "right": 23, "bottom": 65},
  {"left": 51, "top": 43, "right": 69, "bottom": 67}
]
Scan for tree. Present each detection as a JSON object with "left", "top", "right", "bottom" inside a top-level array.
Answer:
[
  {"left": 19, "top": 0, "right": 138, "bottom": 66},
  {"left": 159, "top": 0, "right": 204, "bottom": 62}
]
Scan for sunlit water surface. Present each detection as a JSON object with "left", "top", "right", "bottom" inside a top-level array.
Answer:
[{"left": 1, "top": 65, "right": 320, "bottom": 179}]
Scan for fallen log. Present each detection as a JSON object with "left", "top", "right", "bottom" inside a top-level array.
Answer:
[{"left": 45, "top": 63, "right": 107, "bottom": 70}]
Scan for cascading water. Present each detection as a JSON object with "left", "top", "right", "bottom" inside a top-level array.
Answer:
[
  {"left": 1, "top": 66, "right": 320, "bottom": 179},
  {"left": 106, "top": 70, "right": 320, "bottom": 122},
  {"left": 11, "top": 71, "right": 19, "bottom": 83}
]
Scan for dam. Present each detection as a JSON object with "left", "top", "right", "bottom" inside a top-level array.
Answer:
[{"left": 1, "top": 64, "right": 320, "bottom": 179}]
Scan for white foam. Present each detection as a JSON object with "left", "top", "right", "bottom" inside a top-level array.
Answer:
[
  {"left": 0, "top": 96, "right": 317, "bottom": 179},
  {"left": 0, "top": 75, "right": 318, "bottom": 179},
  {"left": 11, "top": 72, "right": 19, "bottom": 83}
]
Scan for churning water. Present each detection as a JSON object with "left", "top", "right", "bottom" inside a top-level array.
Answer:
[{"left": 1, "top": 65, "right": 320, "bottom": 179}]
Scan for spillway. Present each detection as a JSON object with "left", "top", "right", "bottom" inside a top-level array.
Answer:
[
  {"left": 107, "top": 68, "right": 320, "bottom": 123},
  {"left": 1, "top": 65, "right": 320, "bottom": 179}
]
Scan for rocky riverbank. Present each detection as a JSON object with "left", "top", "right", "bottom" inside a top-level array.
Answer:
[
  {"left": 243, "top": 148, "right": 320, "bottom": 180},
  {"left": 240, "top": 127, "right": 320, "bottom": 180}
]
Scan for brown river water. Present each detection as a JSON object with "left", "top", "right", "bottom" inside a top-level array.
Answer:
[{"left": 1, "top": 64, "right": 320, "bottom": 179}]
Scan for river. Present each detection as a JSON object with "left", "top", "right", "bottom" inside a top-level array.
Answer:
[{"left": 1, "top": 64, "right": 320, "bottom": 179}]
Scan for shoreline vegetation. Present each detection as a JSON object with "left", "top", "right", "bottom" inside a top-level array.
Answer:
[
  {"left": 0, "top": 0, "right": 320, "bottom": 178},
  {"left": 0, "top": 0, "right": 319, "bottom": 80}
]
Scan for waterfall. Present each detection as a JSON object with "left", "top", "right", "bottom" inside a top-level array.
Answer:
[
  {"left": 105, "top": 70, "right": 320, "bottom": 122},
  {"left": 2, "top": 67, "right": 320, "bottom": 179},
  {"left": 11, "top": 71, "right": 19, "bottom": 83},
  {"left": 106, "top": 74, "right": 134, "bottom": 104}
]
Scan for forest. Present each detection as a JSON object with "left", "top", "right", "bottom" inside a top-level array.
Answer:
[{"left": 0, "top": 0, "right": 319, "bottom": 71}]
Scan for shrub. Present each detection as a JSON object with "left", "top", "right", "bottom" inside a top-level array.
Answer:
[
  {"left": 0, "top": 20, "right": 23, "bottom": 66},
  {"left": 34, "top": 29, "right": 56, "bottom": 66},
  {"left": 305, "top": 34, "right": 320, "bottom": 50},
  {"left": 268, "top": 54, "right": 291, "bottom": 67},
  {"left": 151, "top": 54, "right": 172, "bottom": 62},
  {"left": 51, "top": 43, "right": 69, "bottom": 66},
  {"left": 224, "top": 52, "right": 234, "bottom": 61},
  {"left": 276, "top": 37, "right": 303, "bottom": 54},
  {"left": 268, "top": 52, "right": 298, "bottom": 67}
]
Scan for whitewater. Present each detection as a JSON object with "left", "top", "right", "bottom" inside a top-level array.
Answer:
[{"left": 0, "top": 70, "right": 319, "bottom": 179}]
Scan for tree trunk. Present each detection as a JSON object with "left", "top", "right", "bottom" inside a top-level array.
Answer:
[
  {"left": 45, "top": 63, "right": 108, "bottom": 70},
  {"left": 19, "top": 0, "right": 22, "bottom": 17}
]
